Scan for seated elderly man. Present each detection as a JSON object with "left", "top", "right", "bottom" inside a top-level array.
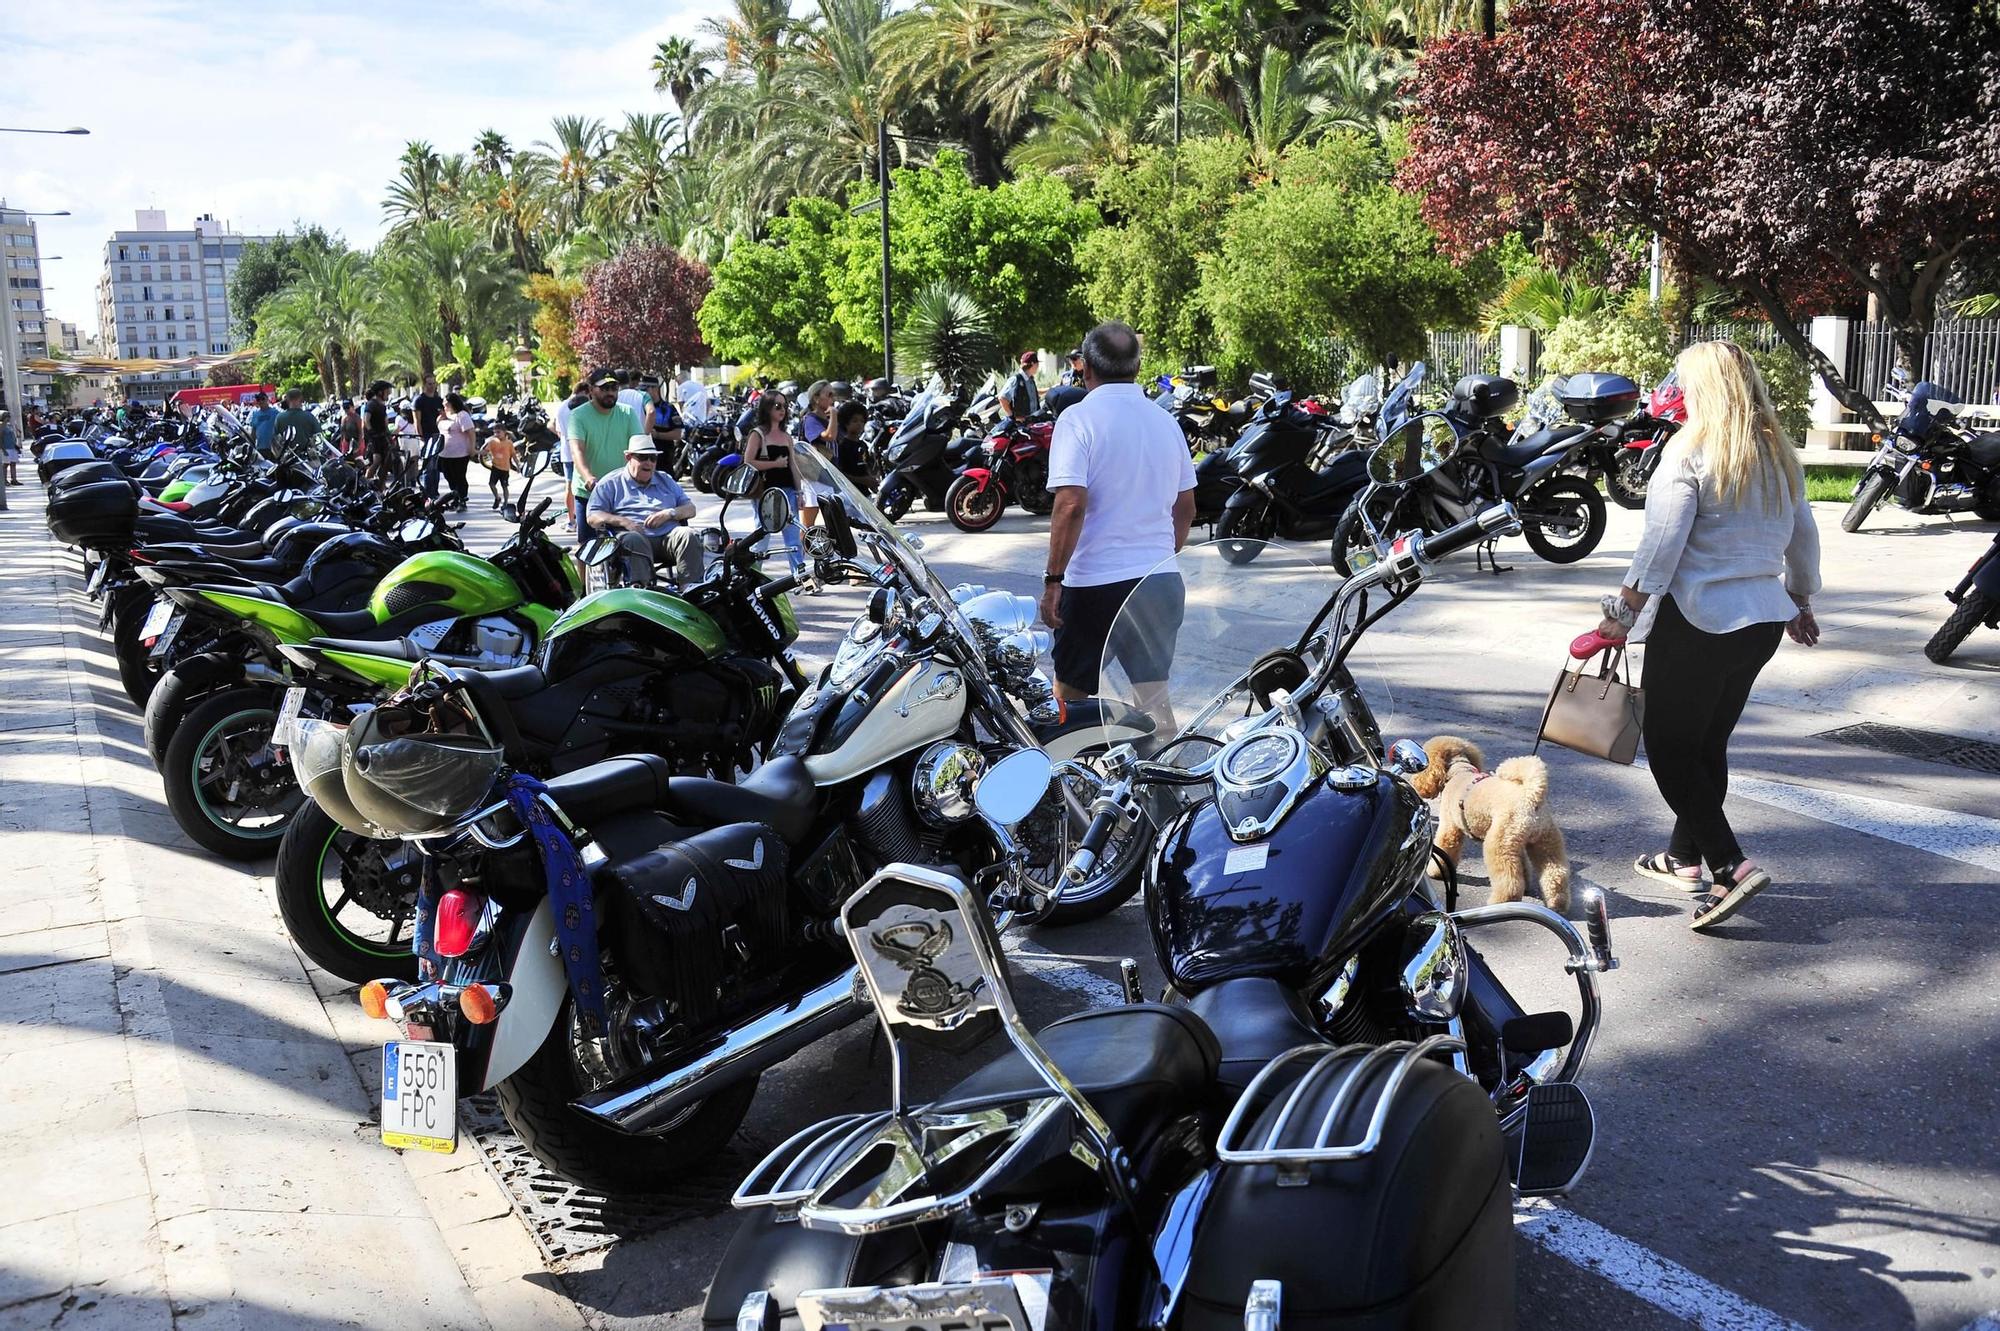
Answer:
[{"left": 585, "top": 436, "right": 705, "bottom": 588}]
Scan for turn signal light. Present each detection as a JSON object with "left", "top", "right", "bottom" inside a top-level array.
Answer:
[
  {"left": 433, "top": 889, "right": 485, "bottom": 958},
  {"left": 459, "top": 984, "right": 499, "bottom": 1025},
  {"left": 359, "top": 980, "right": 389, "bottom": 1020}
]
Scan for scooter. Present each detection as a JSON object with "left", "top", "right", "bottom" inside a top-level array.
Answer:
[{"left": 874, "top": 379, "right": 980, "bottom": 522}]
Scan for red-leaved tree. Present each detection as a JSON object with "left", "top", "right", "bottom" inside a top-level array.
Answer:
[
  {"left": 1400, "top": 0, "right": 2000, "bottom": 418},
  {"left": 572, "top": 244, "right": 712, "bottom": 374}
]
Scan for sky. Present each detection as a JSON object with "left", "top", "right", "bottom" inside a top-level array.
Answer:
[{"left": 2, "top": 0, "right": 714, "bottom": 339}]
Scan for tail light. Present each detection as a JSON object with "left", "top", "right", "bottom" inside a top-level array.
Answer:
[
  {"left": 433, "top": 889, "right": 487, "bottom": 958},
  {"left": 359, "top": 980, "right": 390, "bottom": 1020}
]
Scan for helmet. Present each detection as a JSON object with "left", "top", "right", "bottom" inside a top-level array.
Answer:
[
  {"left": 337, "top": 676, "right": 504, "bottom": 837},
  {"left": 293, "top": 717, "right": 386, "bottom": 838},
  {"left": 830, "top": 380, "right": 853, "bottom": 402}
]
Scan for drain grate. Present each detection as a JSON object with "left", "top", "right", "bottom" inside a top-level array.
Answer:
[
  {"left": 464, "top": 1093, "right": 756, "bottom": 1265},
  {"left": 1817, "top": 722, "right": 2000, "bottom": 774}
]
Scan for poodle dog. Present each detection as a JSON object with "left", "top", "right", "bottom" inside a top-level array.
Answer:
[{"left": 1408, "top": 736, "right": 1571, "bottom": 913}]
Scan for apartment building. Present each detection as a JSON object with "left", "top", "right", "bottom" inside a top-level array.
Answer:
[
  {"left": 94, "top": 210, "right": 271, "bottom": 403},
  {"left": 1, "top": 203, "right": 52, "bottom": 407}
]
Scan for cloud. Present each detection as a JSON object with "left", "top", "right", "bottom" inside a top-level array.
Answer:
[{"left": 2, "top": 0, "right": 712, "bottom": 336}]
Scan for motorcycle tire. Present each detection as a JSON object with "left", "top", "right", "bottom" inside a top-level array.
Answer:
[
  {"left": 1842, "top": 471, "right": 1889, "bottom": 533},
  {"left": 143, "top": 663, "right": 203, "bottom": 766},
  {"left": 274, "top": 801, "right": 420, "bottom": 983},
  {"left": 160, "top": 686, "right": 302, "bottom": 861},
  {"left": 1925, "top": 590, "right": 1993, "bottom": 665},
  {"left": 1331, "top": 495, "right": 1395, "bottom": 578},
  {"left": 1031, "top": 756, "right": 1149, "bottom": 928},
  {"left": 1521, "top": 476, "right": 1607, "bottom": 564},
  {"left": 945, "top": 474, "right": 1007, "bottom": 533},
  {"left": 878, "top": 482, "right": 914, "bottom": 524},
  {"left": 496, "top": 996, "right": 760, "bottom": 1195},
  {"left": 1215, "top": 502, "right": 1275, "bottom": 566},
  {"left": 1017, "top": 458, "right": 1053, "bottom": 516},
  {"left": 1604, "top": 452, "right": 1650, "bottom": 510},
  {"left": 109, "top": 585, "right": 162, "bottom": 709}
]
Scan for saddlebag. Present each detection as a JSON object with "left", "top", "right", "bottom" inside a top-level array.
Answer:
[
  {"left": 1179, "top": 1046, "right": 1514, "bottom": 1330},
  {"left": 601, "top": 823, "right": 791, "bottom": 1018}
]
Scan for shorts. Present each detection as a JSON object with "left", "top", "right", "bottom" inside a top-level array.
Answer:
[{"left": 1051, "top": 572, "right": 1185, "bottom": 694}]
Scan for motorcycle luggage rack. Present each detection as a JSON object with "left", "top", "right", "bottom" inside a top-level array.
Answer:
[
  {"left": 1215, "top": 1035, "right": 1465, "bottom": 1185},
  {"left": 732, "top": 1111, "right": 892, "bottom": 1212}
]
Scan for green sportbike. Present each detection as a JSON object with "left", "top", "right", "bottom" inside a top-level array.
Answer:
[
  {"left": 271, "top": 487, "right": 810, "bottom": 982},
  {"left": 148, "top": 500, "right": 583, "bottom": 860}
]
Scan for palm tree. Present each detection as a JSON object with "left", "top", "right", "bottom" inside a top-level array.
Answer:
[
  {"left": 701, "top": 0, "right": 794, "bottom": 79},
  {"left": 1312, "top": 44, "right": 1410, "bottom": 140},
  {"left": 1007, "top": 65, "right": 1165, "bottom": 180},
  {"left": 875, "top": 0, "right": 1016, "bottom": 182},
  {"left": 651, "top": 35, "right": 711, "bottom": 149},
  {"left": 390, "top": 221, "right": 529, "bottom": 368},
  {"left": 534, "top": 115, "right": 610, "bottom": 237},
  {"left": 600, "top": 112, "right": 684, "bottom": 230},
  {"left": 471, "top": 129, "right": 512, "bottom": 175},
  {"left": 462, "top": 152, "right": 552, "bottom": 276},
  {"left": 1183, "top": 46, "right": 1330, "bottom": 175},
  {"left": 1480, "top": 268, "right": 1609, "bottom": 333},
  {"left": 257, "top": 247, "right": 373, "bottom": 396},
  {"left": 383, "top": 141, "right": 447, "bottom": 229},
  {"left": 970, "top": 0, "right": 1152, "bottom": 134}
]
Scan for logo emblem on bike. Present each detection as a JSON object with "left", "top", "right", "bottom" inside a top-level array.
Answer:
[
  {"left": 724, "top": 839, "right": 765, "bottom": 872},
  {"left": 870, "top": 917, "right": 985, "bottom": 1022},
  {"left": 652, "top": 877, "right": 699, "bottom": 912}
]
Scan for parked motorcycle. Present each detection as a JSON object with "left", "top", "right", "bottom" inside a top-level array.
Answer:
[
  {"left": 942, "top": 414, "right": 1055, "bottom": 532},
  {"left": 1331, "top": 375, "right": 1613, "bottom": 575},
  {"left": 1924, "top": 530, "right": 2000, "bottom": 663},
  {"left": 1590, "top": 370, "right": 1685, "bottom": 510},
  {"left": 1844, "top": 376, "right": 2000, "bottom": 532},
  {"left": 874, "top": 377, "right": 981, "bottom": 522},
  {"left": 705, "top": 468, "right": 1616, "bottom": 1330}
]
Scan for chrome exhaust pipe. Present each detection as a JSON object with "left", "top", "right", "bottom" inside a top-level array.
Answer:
[{"left": 573, "top": 968, "right": 866, "bottom": 1134}]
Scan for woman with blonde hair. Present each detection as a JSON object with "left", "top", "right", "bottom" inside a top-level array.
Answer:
[{"left": 1595, "top": 340, "right": 1822, "bottom": 931}]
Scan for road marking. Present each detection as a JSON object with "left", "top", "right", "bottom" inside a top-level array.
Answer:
[
  {"left": 1515, "top": 1199, "right": 1813, "bottom": 1331},
  {"left": 1632, "top": 760, "right": 2000, "bottom": 876}
]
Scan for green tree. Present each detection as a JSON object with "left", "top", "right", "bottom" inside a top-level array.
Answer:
[
  {"left": 1080, "top": 136, "right": 1252, "bottom": 370},
  {"left": 833, "top": 151, "right": 1100, "bottom": 359},
  {"left": 1197, "top": 135, "right": 1491, "bottom": 385},
  {"left": 1007, "top": 65, "right": 1167, "bottom": 181},
  {"left": 651, "top": 35, "right": 711, "bottom": 149},
  {"left": 699, "top": 197, "right": 875, "bottom": 378},
  {"left": 897, "top": 281, "right": 999, "bottom": 383},
  {"left": 229, "top": 225, "right": 336, "bottom": 342}
]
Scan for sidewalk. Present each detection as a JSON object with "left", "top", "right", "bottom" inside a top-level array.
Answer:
[{"left": 0, "top": 486, "right": 582, "bottom": 1330}]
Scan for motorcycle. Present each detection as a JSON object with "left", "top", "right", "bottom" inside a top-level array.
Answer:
[
  {"left": 1924, "top": 530, "right": 2000, "bottom": 663},
  {"left": 348, "top": 450, "right": 1157, "bottom": 1193},
  {"left": 1843, "top": 375, "right": 2000, "bottom": 533},
  {"left": 942, "top": 415, "right": 1056, "bottom": 532},
  {"left": 270, "top": 485, "right": 810, "bottom": 983},
  {"left": 705, "top": 459, "right": 1616, "bottom": 1329},
  {"left": 1589, "top": 370, "right": 1685, "bottom": 510},
  {"left": 1331, "top": 377, "right": 1613, "bottom": 575},
  {"left": 874, "top": 377, "right": 982, "bottom": 522}
]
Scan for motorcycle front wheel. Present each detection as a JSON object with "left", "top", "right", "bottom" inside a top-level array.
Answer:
[
  {"left": 497, "top": 994, "right": 760, "bottom": 1195},
  {"left": 945, "top": 474, "right": 1007, "bottom": 532},
  {"left": 1332, "top": 493, "right": 1400, "bottom": 578},
  {"left": 1842, "top": 471, "right": 1890, "bottom": 533},
  {"left": 1604, "top": 451, "right": 1650, "bottom": 510},
  {"left": 1521, "top": 476, "right": 1607, "bottom": 564},
  {"left": 877, "top": 478, "right": 914, "bottom": 523},
  {"left": 1214, "top": 502, "right": 1275, "bottom": 565},
  {"left": 274, "top": 801, "right": 421, "bottom": 983},
  {"left": 1026, "top": 758, "right": 1151, "bottom": 927},
  {"left": 160, "top": 686, "right": 304, "bottom": 860},
  {"left": 1925, "top": 590, "right": 1993, "bottom": 664}
]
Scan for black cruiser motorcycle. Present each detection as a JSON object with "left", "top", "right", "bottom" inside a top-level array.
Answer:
[{"left": 704, "top": 442, "right": 1618, "bottom": 1330}]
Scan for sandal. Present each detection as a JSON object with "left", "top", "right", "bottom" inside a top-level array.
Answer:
[
  {"left": 1634, "top": 851, "right": 1705, "bottom": 891},
  {"left": 1689, "top": 861, "right": 1772, "bottom": 931}
]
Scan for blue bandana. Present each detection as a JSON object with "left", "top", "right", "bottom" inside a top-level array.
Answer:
[{"left": 504, "top": 773, "right": 608, "bottom": 1035}]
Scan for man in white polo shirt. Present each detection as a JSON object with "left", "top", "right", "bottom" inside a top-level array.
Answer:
[{"left": 1039, "top": 321, "right": 1194, "bottom": 719}]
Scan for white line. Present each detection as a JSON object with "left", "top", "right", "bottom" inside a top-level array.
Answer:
[{"left": 1515, "top": 1199, "right": 1813, "bottom": 1331}]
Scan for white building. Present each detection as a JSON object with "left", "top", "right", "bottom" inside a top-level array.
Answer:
[
  {"left": 1, "top": 203, "right": 52, "bottom": 408},
  {"left": 51, "top": 318, "right": 112, "bottom": 406},
  {"left": 94, "top": 210, "right": 271, "bottom": 404}
]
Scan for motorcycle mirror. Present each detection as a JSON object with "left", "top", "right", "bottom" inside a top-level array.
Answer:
[
  {"left": 756, "top": 486, "right": 793, "bottom": 535},
  {"left": 1367, "top": 411, "right": 1459, "bottom": 485},
  {"left": 866, "top": 586, "right": 895, "bottom": 624},
  {"left": 719, "top": 462, "right": 757, "bottom": 498},
  {"left": 818, "top": 495, "right": 860, "bottom": 558},
  {"left": 578, "top": 535, "right": 620, "bottom": 568},
  {"left": 972, "top": 749, "right": 1053, "bottom": 827}
]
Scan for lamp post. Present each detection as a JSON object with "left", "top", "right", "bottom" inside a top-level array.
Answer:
[{"left": 0, "top": 127, "right": 89, "bottom": 136}]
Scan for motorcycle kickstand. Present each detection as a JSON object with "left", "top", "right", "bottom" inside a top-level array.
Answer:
[{"left": 1475, "top": 537, "right": 1512, "bottom": 575}]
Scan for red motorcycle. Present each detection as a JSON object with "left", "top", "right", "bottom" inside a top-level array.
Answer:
[
  {"left": 943, "top": 416, "right": 1056, "bottom": 532},
  {"left": 1601, "top": 370, "right": 1686, "bottom": 509}
]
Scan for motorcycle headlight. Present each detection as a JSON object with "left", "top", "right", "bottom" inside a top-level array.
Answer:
[
  {"left": 911, "top": 741, "right": 987, "bottom": 826},
  {"left": 958, "top": 590, "right": 1037, "bottom": 638},
  {"left": 1891, "top": 433, "right": 1919, "bottom": 453}
]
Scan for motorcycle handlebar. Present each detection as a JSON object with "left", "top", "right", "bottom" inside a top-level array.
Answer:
[
  {"left": 757, "top": 571, "right": 804, "bottom": 601},
  {"left": 1419, "top": 503, "right": 1520, "bottom": 563},
  {"left": 1063, "top": 805, "right": 1122, "bottom": 884}
]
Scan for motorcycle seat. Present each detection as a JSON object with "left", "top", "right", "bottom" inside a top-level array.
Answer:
[
  {"left": 933, "top": 1004, "right": 1220, "bottom": 1149},
  {"left": 545, "top": 754, "right": 677, "bottom": 825},
  {"left": 664, "top": 756, "right": 816, "bottom": 846},
  {"left": 1489, "top": 424, "right": 1587, "bottom": 471},
  {"left": 145, "top": 539, "right": 269, "bottom": 562},
  {"left": 1184, "top": 976, "right": 1327, "bottom": 1098},
  {"left": 1964, "top": 431, "right": 2000, "bottom": 469}
]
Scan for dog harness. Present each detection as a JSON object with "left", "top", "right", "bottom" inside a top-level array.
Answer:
[{"left": 1449, "top": 757, "right": 1491, "bottom": 834}]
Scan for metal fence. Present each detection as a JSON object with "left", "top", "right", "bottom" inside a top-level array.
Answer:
[
  {"left": 1847, "top": 318, "right": 2000, "bottom": 406},
  {"left": 1423, "top": 329, "right": 1500, "bottom": 383}
]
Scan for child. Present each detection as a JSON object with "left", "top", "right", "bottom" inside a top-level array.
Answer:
[{"left": 482, "top": 426, "right": 516, "bottom": 511}]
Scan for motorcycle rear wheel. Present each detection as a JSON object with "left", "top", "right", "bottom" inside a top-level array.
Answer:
[
  {"left": 1925, "top": 590, "right": 1993, "bottom": 665},
  {"left": 497, "top": 995, "right": 760, "bottom": 1195},
  {"left": 945, "top": 474, "right": 1007, "bottom": 532},
  {"left": 160, "top": 686, "right": 303, "bottom": 860},
  {"left": 1521, "top": 476, "right": 1607, "bottom": 564},
  {"left": 274, "top": 801, "right": 421, "bottom": 983},
  {"left": 877, "top": 481, "right": 914, "bottom": 524},
  {"left": 144, "top": 662, "right": 202, "bottom": 766},
  {"left": 109, "top": 585, "right": 161, "bottom": 709},
  {"left": 1604, "top": 452, "right": 1650, "bottom": 510},
  {"left": 1842, "top": 471, "right": 1889, "bottom": 533}
]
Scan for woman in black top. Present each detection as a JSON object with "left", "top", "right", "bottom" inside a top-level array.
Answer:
[{"left": 742, "top": 391, "right": 803, "bottom": 574}]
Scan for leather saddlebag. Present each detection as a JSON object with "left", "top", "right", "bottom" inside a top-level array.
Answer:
[{"left": 602, "top": 823, "right": 790, "bottom": 1015}]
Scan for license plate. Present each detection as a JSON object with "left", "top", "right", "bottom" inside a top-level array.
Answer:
[
  {"left": 270, "top": 687, "right": 307, "bottom": 749},
  {"left": 139, "top": 599, "right": 173, "bottom": 641},
  {"left": 799, "top": 1273, "right": 1048, "bottom": 1331},
  {"left": 380, "top": 1040, "right": 457, "bottom": 1154},
  {"left": 85, "top": 560, "right": 108, "bottom": 596},
  {"left": 146, "top": 611, "right": 184, "bottom": 662}
]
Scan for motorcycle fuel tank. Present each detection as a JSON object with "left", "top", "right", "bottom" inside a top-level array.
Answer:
[
  {"left": 802, "top": 661, "right": 969, "bottom": 785},
  {"left": 1146, "top": 772, "right": 1430, "bottom": 993},
  {"left": 366, "top": 550, "right": 521, "bottom": 624}
]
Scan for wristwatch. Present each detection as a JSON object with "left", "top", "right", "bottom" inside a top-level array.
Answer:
[{"left": 1044, "top": 572, "right": 1064, "bottom": 584}]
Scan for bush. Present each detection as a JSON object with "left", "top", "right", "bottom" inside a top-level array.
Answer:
[
  {"left": 1747, "top": 341, "right": 1813, "bottom": 441},
  {"left": 1537, "top": 309, "right": 1674, "bottom": 385}
]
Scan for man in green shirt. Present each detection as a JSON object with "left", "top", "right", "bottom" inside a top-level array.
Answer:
[
  {"left": 567, "top": 368, "right": 643, "bottom": 544},
  {"left": 271, "top": 387, "right": 321, "bottom": 457}
]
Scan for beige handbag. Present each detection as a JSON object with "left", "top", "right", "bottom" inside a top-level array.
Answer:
[{"left": 1535, "top": 647, "right": 1645, "bottom": 764}]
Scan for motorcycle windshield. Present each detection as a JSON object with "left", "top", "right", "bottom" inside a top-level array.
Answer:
[
  {"left": 1378, "top": 363, "right": 1428, "bottom": 435},
  {"left": 1093, "top": 541, "right": 1398, "bottom": 764}
]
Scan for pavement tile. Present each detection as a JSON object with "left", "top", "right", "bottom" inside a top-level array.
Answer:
[
  {"left": 0, "top": 1195, "right": 165, "bottom": 1314},
  {"left": 0, "top": 954, "right": 124, "bottom": 1052},
  {"left": 134, "top": 915, "right": 311, "bottom": 987},
  {"left": 416, "top": 1161, "right": 515, "bottom": 1230},
  {"left": 0, "top": 890, "right": 106, "bottom": 939},
  {"left": 470, "top": 1273, "right": 592, "bottom": 1331},
  {"left": 184, "top": 1211, "right": 489, "bottom": 1331},
  {"left": 184, "top": 1111, "right": 426, "bottom": 1219},
  {"left": 148, "top": 965, "right": 332, "bottom": 1045},
  {"left": 0, "top": 920, "right": 111, "bottom": 973},
  {"left": 0, "top": 1032, "right": 133, "bottom": 1136},
  {"left": 167, "top": 1033, "right": 374, "bottom": 1123},
  {"left": 0, "top": 1102, "right": 151, "bottom": 1229},
  {"left": 442, "top": 1214, "right": 550, "bottom": 1293}
]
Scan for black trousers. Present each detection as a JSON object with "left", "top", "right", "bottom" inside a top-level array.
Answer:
[
  {"left": 1640, "top": 597, "right": 1783, "bottom": 872},
  {"left": 439, "top": 456, "right": 470, "bottom": 503}
]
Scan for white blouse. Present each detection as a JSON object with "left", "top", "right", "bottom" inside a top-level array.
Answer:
[{"left": 1626, "top": 445, "right": 1821, "bottom": 642}]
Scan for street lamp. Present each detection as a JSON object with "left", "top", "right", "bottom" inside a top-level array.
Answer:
[
  {"left": 0, "top": 210, "right": 70, "bottom": 217},
  {"left": 0, "top": 127, "right": 89, "bottom": 136}
]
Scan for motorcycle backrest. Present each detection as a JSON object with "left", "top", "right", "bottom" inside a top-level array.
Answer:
[{"left": 842, "top": 866, "right": 1006, "bottom": 1068}]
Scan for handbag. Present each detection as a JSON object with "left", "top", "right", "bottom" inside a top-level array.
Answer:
[{"left": 1535, "top": 645, "right": 1645, "bottom": 764}]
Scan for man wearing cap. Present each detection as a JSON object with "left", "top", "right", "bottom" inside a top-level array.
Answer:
[
  {"left": 586, "top": 437, "right": 704, "bottom": 587},
  {"left": 248, "top": 391, "right": 279, "bottom": 454},
  {"left": 567, "top": 369, "right": 643, "bottom": 544}
]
